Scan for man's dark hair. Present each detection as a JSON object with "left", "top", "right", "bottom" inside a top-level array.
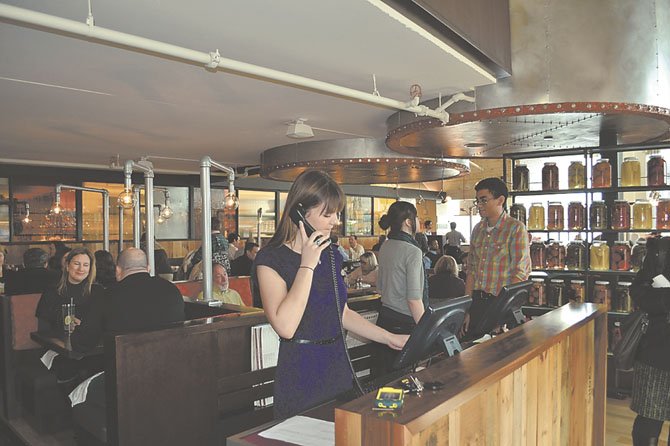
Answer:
[
  {"left": 475, "top": 177, "right": 509, "bottom": 201},
  {"left": 24, "top": 248, "right": 48, "bottom": 269},
  {"left": 424, "top": 220, "right": 432, "bottom": 227},
  {"left": 330, "top": 235, "right": 339, "bottom": 244},
  {"left": 349, "top": 235, "right": 358, "bottom": 240},
  {"left": 210, "top": 216, "right": 220, "bottom": 231},
  {"left": 244, "top": 242, "right": 259, "bottom": 253},
  {"left": 227, "top": 232, "right": 239, "bottom": 243},
  {"left": 450, "top": 222, "right": 457, "bottom": 229}
]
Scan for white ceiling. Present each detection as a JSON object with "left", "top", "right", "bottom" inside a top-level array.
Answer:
[{"left": 0, "top": 0, "right": 494, "bottom": 174}]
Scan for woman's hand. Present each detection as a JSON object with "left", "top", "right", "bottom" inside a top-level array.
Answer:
[
  {"left": 298, "top": 221, "right": 331, "bottom": 269},
  {"left": 385, "top": 333, "right": 409, "bottom": 351}
]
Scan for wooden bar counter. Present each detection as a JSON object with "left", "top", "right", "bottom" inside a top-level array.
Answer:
[{"left": 335, "top": 302, "right": 607, "bottom": 446}]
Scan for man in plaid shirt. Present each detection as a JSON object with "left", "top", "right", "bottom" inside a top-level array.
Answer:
[{"left": 462, "top": 177, "right": 531, "bottom": 336}]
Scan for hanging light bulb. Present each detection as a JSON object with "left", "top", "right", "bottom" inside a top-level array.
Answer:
[
  {"left": 118, "top": 188, "right": 136, "bottom": 209},
  {"left": 156, "top": 213, "right": 165, "bottom": 224},
  {"left": 224, "top": 192, "right": 239, "bottom": 210},
  {"left": 22, "top": 214, "right": 31, "bottom": 224},
  {"left": 160, "top": 198, "right": 174, "bottom": 219},
  {"left": 51, "top": 202, "right": 62, "bottom": 215}
]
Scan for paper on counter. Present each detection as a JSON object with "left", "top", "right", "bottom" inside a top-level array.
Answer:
[{"left": 259, "top": 416, "right": 334, "bottom": 446}]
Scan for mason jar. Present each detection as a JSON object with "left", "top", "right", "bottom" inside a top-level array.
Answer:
[
  {"left": 647, "top": 155, "right": 666, "bottom": 186},
  {"left": 513, "top": 164, "right": 530, "bottom": 191},
  {"left": 570, "top": 280, "right": 586, "bottom": 303},
  {"left": 589, "top": 201, "right": 608, "bottom": 230},
  {"left": 610, "top": 241, "right": 631, "bottom": 271},
  {"left": 657, "top": 198, "right": 670, "bottom": 230},
  {"left": 510, "top": 203, "right": 527, "bottom": 226},
  {"left": 547, "top": 202, "right": 564, "bottom": 231},
  {"left": 621, "top": 157, "right": 641, "bottom": 187},
  {"left": 632, "top": 199, "right": 653, "bottom": 230},
  {"left": 546, "top": 241, "right": 566, "bottom": 269},
  {"left": 590, "top": 242, "right": 610, "bottom": 271},
  {"left": 592, "top": 159, "right": 612, "bottom": 188},
  {"left": 529, "top": 278, "right": 546, "bottom": 306},
  {"left": 568, "top": 160, "right": 586, "bottom": 189},
  {"left": 530, "top": 241, "right": 547, "bottom": 269},
  {"left": 611, "top": 200, "right": 631, "bottom": 231},
  {"left": 567, "top": 201, "right": 586, "bottom": 230},
  {"left": 547, "top": 279, "right": 566, "bottom": 308},
  {"left": 566, "top": 240, "right": 587, "bottom": 270},
  {"left": 613, "top": 282, "right": 633, "bottom": 313},
  {"left": 528, "top": 203, "right": 545, "bottom": 230},
  {"left": 631, "top": 238, "right": 647, "bottom": 272},
  {"left": 592, "top": 281, "right": 612, "bottom": 311},
  {"left": 542, "top": 162, "right": 559, "bottom": 191}
]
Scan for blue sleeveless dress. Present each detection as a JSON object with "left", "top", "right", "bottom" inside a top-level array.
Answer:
[{"left": 253, "top": 244, "right": 353, "bottom": 419}]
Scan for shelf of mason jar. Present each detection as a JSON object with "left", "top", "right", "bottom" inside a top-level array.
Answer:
[
  {"left": 530, "top": 269, "right": 636, "bottom": 276},
  {"left": 510, "top": 185, "right": 670, "bottom": 196},
  {"left": 522, "top": 305, "right": 631, "bottom": 318}
]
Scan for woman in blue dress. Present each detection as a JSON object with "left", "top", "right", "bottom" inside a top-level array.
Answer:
[{"left": 253, "top": 170, "right": 408, "bottom": 419}]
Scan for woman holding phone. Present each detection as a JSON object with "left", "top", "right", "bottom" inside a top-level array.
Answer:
[{"left": 252, "top": 170, "right": 407, "bottom": 419}]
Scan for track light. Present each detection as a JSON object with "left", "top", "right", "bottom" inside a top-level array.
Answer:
[{"left": 286, "top": 118, "right": 314, "bottom": 139}]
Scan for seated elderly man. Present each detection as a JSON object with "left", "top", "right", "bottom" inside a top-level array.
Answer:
[
  {"left": 197, "top": 263, "right": 244, "bottom": 305},
  {"left": 346, "top": 251, "right": 378, "bottom": 287}
]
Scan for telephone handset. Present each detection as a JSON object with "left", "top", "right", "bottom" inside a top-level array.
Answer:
[{"left": 289, "top": 203, "right": 318, "bottom": 239}]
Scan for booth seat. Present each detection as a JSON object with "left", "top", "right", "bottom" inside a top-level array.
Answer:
[{"left": 174, "top": 276, "right": 253, "bottom": 306}]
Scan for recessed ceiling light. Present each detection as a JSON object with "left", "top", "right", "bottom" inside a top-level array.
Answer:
[{"left": 544, "top": 135, "right": 554, "bottom": 140}]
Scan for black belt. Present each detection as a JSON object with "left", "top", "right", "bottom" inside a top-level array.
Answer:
[
  {"left": 472, "top": 290, "right": 497, "bottom": 300},
  {"left": 279, "top": 334, "right": 341, "bottom": 345}
]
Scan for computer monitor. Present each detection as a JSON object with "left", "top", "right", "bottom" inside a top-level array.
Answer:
[
  {"left": 467, "top": 280, "right": 533, "bottom": 340},
  {"left": 392, "top": 295, "right": 472, "bottom": 370}
]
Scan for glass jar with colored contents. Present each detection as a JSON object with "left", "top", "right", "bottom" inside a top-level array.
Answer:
[
  {"left": 589, "top": 201, "right": 608, "bottom": 230},
  {"left": 570, "top": 280, "right": 586, "bottom": 303},
  {"left": 632, "top": 199, "right": 653, "bottom": 229},
  {"left": 546, "top": 241, "right": 566, "bottom": 269},
  {"left": 528, "top": 203, "right": 545, "bottom": 230},
  {"left": 547, "top": 279, "right": 566, "bottom": 308},
  {"left": 592, "top": 159, "right": 612, "bottom": 188},
  {"left": 567, "top": 201, "right": 585, "bottom": 230},
  {"left": 566, "top": 240, "right": 587, "bottom": 270},
  {"left": 613, "top": 282, "right": 633, "bottom": 313},
  {"left": 592, "top": 281, "right": 611, "bottom": 310},
  {"left": 657, "top": 198, "right": 670, "bottom": 230},
  {"left": 547, "top": 202, "right": 564, "bottom": 231},
  {"left": 631, "top": 239, "right": 647, "bottom": 272},
  {"left": 542, "top": 162, "right": 559, "bottom": 191},
  {"left": 590, "top": 242, "right": 610, "bottom": 271},
  {"left": 611, "top": 200, "right": 631, "bottom": 230},
  {"left": 610, "top": 241, "right": 631, "bottom": 271},
  {"left": 513, "top": 164, "right": 530, "bottom": 191},
  {"left": 530, "top": 241, "right": 547, "bottom": 269},
  {"left": 647, "top": 155, "right": 666, "bottom": 186},
  {"left": 529, "top": 278, "right": 546, "bottom": 306},
  {"left": 621, "top": 157, "right": 641, "bottom": 187},
  {"left": 568, "top": 161, "right": 586, "bottom": 189},
  {"left": 510, "top": 203, "right": 527, "bottom": 225}
]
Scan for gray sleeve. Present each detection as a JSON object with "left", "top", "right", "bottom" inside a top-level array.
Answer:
[{"left": 405, "top": 247, "right": 424, "bottom": 300}]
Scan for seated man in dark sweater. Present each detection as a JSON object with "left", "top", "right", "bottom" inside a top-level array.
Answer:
[
  {"left": 4, "top": 247, "right": 60, "bottom": 295},
  {"left": 71, "top": 247, "right": 185, "bottom": 353},
  {"left": 230, "top": 242, "right": 259, "bottom": 276}
]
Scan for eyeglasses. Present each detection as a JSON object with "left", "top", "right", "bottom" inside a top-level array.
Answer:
[{"left": 474, "top": 196, "right": 496, "bottom": 206}]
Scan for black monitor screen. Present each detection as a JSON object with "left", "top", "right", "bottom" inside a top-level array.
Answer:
[
  {"left": 392, "top": 295, "right": 472, "bottom": 370},
  {"left": 468, "top": 280, "right": 533, "bottom": 339}
]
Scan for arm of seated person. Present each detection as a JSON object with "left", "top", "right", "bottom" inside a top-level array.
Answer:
[{"left": 70, "top": 292, "right": 105, "bottom": 352}]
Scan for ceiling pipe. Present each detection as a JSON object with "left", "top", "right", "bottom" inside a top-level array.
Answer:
[
  {"left": 200, "top": 156, "right": 239, "bottom": 302},
  {"left": 0, "top": 3, "right": 454, "bottom": 123},
  {"left": 56, "top": 184, "right": 110, "bottom": 252},
  {"left": 122, "top": 159, "right": 155, "bottom": 275}
]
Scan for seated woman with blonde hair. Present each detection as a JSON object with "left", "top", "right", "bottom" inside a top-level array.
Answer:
[
  {"left": 346, "top": 251, "right": 378, "bottom": 287},
  {"left": 428, "top": 255, "right": 465, "bottom": 300}
]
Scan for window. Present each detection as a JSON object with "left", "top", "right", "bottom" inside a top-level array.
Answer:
[
  {"left": 0, "top": 178, "right": 9, "bottom": 241},
  {"left": 238, "top": 190, "right": 276, "bottom": 239},
  {"left": 193, "top": 187, "right": 236, "bottom": 238},
  {"left": 12, "top": 179, "right": 76, "bottom": 241},
  {"left": 345, "top": 196, "right": 372, "bottom": 235},
  {"left": 373, "top": 197, "right": 396, "bottom": 234}
]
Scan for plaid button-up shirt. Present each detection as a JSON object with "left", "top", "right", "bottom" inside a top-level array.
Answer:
[{"left": 469, "top": 212, "right": 531, "bottom": 296}]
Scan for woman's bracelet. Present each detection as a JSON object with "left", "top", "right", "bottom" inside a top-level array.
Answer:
[{"left": 299, "top": 265, "right": 314, "bottom": 272}]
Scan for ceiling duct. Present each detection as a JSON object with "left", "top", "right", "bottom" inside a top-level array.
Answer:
[
  {"left": 386, "top": 0, "right": 670, "bottom": 157},
  {"left": 260, "top": 138, "right": 469, "bottom": 184}
]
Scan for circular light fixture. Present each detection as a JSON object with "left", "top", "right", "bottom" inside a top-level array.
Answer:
[
  {"left": 50, "top": 203, "right": 62, "bottom": 215},
  {"left": 224, "top": 192, "right": 239, "bottom": 210},
  {"left": 118, "top": 189, "right": 136, "bottom": 209},
  {"left": 160, "top": 205, "right": 174, "bottom": 219}
]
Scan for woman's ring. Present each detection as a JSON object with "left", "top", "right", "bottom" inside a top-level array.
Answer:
[{"left": 314, "top": 236, "right": 322, "bottom": 245}]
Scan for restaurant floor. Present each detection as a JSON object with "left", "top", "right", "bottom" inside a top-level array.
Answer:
[{"left": 0, "top": 397, "right": 667, "bottom": 445}]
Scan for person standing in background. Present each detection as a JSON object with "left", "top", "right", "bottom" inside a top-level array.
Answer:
[
  {"left": 414, "top": 220, "right": 429, "bottom": 254},
  {"left": 227, "top": 232, "right": 241, "bottom": 260},
  {"left": 462, "top": 177, "right": 531, "bottom": 336},
  {"left": 446, "top": 222, "right": 466, "bottom": 248}
]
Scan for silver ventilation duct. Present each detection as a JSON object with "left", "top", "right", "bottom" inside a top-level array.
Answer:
[
  {"left": 386, "top": 0, "right": 670, "bottom": 157},
  {"left": 260, "top": 138, "right": 469, "bottom": 184}
]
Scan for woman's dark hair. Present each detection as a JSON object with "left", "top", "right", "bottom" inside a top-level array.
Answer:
[
  {"left": 269, "top": 170, "right": 344, "bottom": 248},
  {"left": 378, "top": 201, "right": 417, "bottom": 234},
  {"left": 154, "top": 249, "right": 173, "bottom": 274},
  {"left": 227, "top": 232, "right": 239, "bottom": 243},
  {"left": 94, "top": 250, "right": 117, "bottom": 288}
]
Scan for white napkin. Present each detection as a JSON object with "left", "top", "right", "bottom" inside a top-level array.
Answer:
[
  {"left": 652, "top": 274, "right": 670, "bottom": 288},
  {"left": 40, "top": 350, "right": 59, "bottom": 370},
  {"left": 68, "top": 371, "right": 104, "bottom": 407}
]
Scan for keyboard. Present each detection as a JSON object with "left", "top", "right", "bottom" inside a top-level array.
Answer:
[{"left": 338, "top": 367, "right": 412, "bottom": 401}]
